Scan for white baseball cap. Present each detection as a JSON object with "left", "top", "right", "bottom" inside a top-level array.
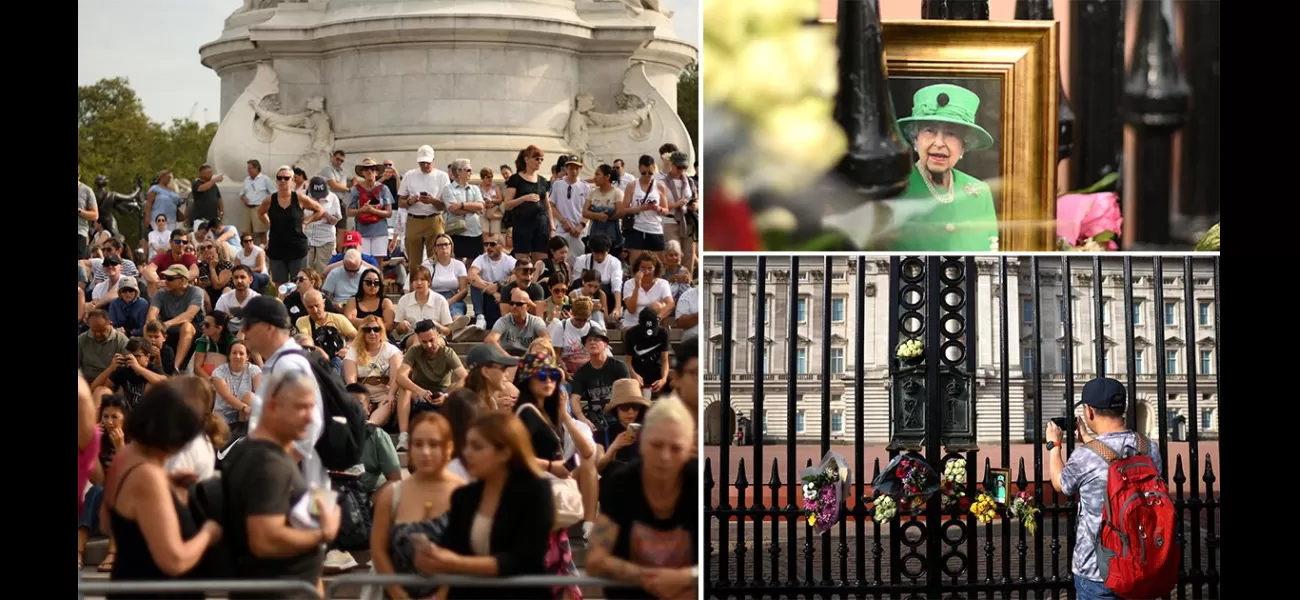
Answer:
[{"left": 416, "top": 145, "right": 435, "bottom": 163}]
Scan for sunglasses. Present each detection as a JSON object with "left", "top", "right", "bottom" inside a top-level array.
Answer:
[
  {"left": 170, "top": 239, "right": 185, "bottom": 245},
  {"left": 484, "top": 241, "right": 499, "bottom": 247},
  {"left": 362, "top": 279, "right": 381, "bottom": 286},
  {"left": 295, "top": 276, "right": 309, "bottom": 283},
  {"left": 362, "top": 326, "right": 383, "bottom": 333},
  {"left": 276, "top": 176, "right": 292, "bottom": 181},
  {"left": 242, "top": 238, "right": 254, "bottom": 243},
  {"left": 552, "top": 287, "right": 568, "bottom": 293},
  {"left": 510, "top": 301, "right": 527, "bottom": 307},
  {"left": 529, "top": 368, "right": 563, "bottom": 382}
]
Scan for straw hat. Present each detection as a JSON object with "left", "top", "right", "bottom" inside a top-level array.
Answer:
[{"left": 604, "top": 378, "right": 651, "bottom": 413}]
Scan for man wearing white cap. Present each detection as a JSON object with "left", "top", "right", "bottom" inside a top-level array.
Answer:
[{"left": 397, "top": 145, "right": 452, "bottom": 269}]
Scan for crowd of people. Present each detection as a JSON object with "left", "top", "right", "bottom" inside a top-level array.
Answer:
[{"left": 76, "top": 143, "right": 701, "bottom": 599}]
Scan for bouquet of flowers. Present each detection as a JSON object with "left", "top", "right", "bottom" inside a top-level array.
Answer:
[
  {"left": 1056, "top": 173, "right": 1122, "bottom": 251},
  {"left": 800, "top": 450, "right": 852, "bottom": 534},
  {"left": 1007, "top": 491, "right": 1041, "bottom": 535},
  {"left": 896, "top": 339, "right": 923, "bottom": 361},
  {"left": 940, "top": 458, "right": 969, "bottom": 511},
  {"left": 970, "top": 493, "right": 997, "bottom": 524},
  {"left": 1195, "top": 223, "right": 1220, "bottom": 251},
  {"left": 872, "top": 453, "right": 940, "bottom": 514},
  {"left": 872, "top": 495, "right": 897, "bottom": 522}
]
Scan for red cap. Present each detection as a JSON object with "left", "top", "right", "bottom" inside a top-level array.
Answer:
[{"left": 342, "top": 231, "right": 362, "bottom": 248}]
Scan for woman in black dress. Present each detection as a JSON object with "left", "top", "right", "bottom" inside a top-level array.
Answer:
[
  {"left": 502, "top": 146, "right": 552, "bottom": 263},
  {"left": 99, "top": 384, "right": 223, "bottom": 600},
  {"left": 257, "top": 165, "right": 324, "bottom": 288}
]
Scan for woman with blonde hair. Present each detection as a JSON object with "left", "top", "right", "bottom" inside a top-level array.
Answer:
[
  {"left": 586, "top": 396, "right": 698, "bottom": 599},
  {"left": 412, "top": 411, "right": 554, "bottom": 599},
  {"left": 370, "top": 411, "right": 466, "bottom": 600},
  {"left": 343, "top": 315, "right": 403, "bottom": 428}
]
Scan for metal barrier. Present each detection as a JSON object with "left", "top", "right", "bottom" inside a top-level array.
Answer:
[
  {"left": 323, "top": 573, "right": 656, "bottom": 598},
  {"left": 78, "top": 578, "right": 320, "bottom": 597},
  {"left": 79, "top": 572, "right": 696, "bottom": 598}
]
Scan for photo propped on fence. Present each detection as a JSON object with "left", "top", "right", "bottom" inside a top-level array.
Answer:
[{"left": 701, "top": 254, "right": 1220, "bottom": 599}]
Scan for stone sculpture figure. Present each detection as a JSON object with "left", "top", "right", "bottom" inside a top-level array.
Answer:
[
  {"left": 93, "top": 175, "right": 143, "bottom": 235},
  {"left": 565, "top": 92, "right": 657, "bottom": 168},
  {"left": 248, "top": 95, "right": 336, "bottom": 176},
  {"left": 614, "top": 0, "right": 674, "bottom": 18}
]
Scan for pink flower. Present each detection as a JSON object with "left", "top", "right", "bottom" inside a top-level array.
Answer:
[{"left": 1057, "top": 192, "right": 1123, "bottom": 250}]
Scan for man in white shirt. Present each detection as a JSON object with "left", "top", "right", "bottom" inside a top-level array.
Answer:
[
  {"left": 572, "top": 235, "right": 625, "bottom": 323},
  {"left": 236, "top": 296, "right": 326, "bottom": 486},
  {"left": 467, "top": 233, "right": 517, "bottom": 331},
  {"left": 674, "top": 285, "right": 699, "bottom": 338},
  {"left": 550, "top": 156, "right": 590, "bottom": 269},
  {"left": 214, "top": 265, "right": 262, "bottom": 335},
  {"left": 239, "top": 159, "right": 275, "bottom": 246},
  {"left": 317, "top": 149, "right": 351, "bottom": 248},
  {"left": 612, "top": 159, "right": 637, "bottom": 191},
  {"left": 397, "top": 145, "right": 452, "bottom": 268},
  {"left": 303, "top": 177, "right": 343, "bottom": 273}
]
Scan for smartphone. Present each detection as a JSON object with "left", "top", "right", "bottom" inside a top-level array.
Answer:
[
  {"left": 1050, "top": 417, "right": 1076, "bottom": 431},
  {"left": 563, "top": 455, "right": 580, "bottom": 472},
  {"left": 628, "top": 423, "right": 642, "bottom": 435}
]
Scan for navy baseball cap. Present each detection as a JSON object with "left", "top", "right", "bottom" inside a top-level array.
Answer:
[
  {"left": 308, "top": 176, "right": 329, "bottom": 199},
  {"left": 1076, "top": 377, "right": 1126, "bottom": 411}
]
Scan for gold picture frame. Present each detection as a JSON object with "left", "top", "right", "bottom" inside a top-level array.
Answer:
[{"left": 822, "top": 19, "right": 1060, "bottom": 251}]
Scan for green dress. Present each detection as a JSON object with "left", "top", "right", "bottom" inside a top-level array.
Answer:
[{"left": 889, "top": 165, "right": 999, "bottom": 252}]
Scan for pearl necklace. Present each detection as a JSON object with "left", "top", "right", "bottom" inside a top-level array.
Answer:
[{"left": 920, "top": 167, "right": 955, "bottom": 204}]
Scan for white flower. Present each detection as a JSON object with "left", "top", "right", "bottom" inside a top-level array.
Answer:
[{"left": 803, "top": 482, "right": 818, "bottom": 499}]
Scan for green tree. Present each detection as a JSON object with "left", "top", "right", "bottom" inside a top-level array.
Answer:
[
  {"left": 677, "top": 62, "right": 698, "bottom": 151},
  {"left": 78, "top": 78, "right": 217, "bottom": 246}
]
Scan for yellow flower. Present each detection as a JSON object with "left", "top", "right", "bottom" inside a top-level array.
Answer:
[{"left": 808, "top": 514, "right": 817, "bottom": 527}]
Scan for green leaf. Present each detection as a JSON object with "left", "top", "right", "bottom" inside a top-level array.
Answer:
[
  {"left": 1067, "top": 172, "right": 1120, "bottom": 195},
  {"left": 1091, "top": 231, "right": 1115, "bottom": 242}
]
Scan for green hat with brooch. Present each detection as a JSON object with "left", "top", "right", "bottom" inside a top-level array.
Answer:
[{"left": 895, "top": 84, "right": 995, "bottom": 151}]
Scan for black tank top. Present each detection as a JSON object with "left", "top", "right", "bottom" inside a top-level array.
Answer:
[
  {"left": 267, "top": 192, "right": 309, "bottom": 260},
  {"left": 355, "top": 296, "right": 385, "bottom": 322},
  {"left": 107, "top": 462, "right": 203, "bottom": 600}
]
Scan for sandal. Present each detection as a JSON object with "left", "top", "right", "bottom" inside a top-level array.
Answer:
[{"left": 97, "top": 552, "right": 115, "bottom": 573}]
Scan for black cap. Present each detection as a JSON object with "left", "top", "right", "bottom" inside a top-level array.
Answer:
[
  {"left": 670, "top": 151, "right": 689, "bottom": 168},
  {"left": 308, "top": 176, "right": 329, "bottom": 199},
  {"left": 582, "top": 329, "right": 610, "bottom": 344},
  {"left": 1077, "top": 377, "right": 1126, "bottom": 411},
  {"left": 231, "top": 296, "right": 292, "bottom": 330},
  {"left": 102, "top": 254, "right": 121, "bottom": 267}
]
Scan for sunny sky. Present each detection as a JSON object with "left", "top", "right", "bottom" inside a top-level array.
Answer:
[{"left": 77, "top": 0, "right": 700, "bottom": 124}]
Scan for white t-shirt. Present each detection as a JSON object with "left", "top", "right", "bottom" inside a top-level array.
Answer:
[
  {"left": 91, "top": 279, "right": 119, "bottom": 302},
  {"left": 304, "top": 192, "right": 343, "bottom": 247},
  {"left": 675, "top": 286, "right": 699, "bottom": 338},
  {"left": 550, "top": 178, "right": 590, "bottom": 226},
  {"left": 345, "top": 342, "right": 402, "bottom": 379},
  {"left": 398, "top": 168, "right": 452, "bottom": 216},
  {"left": 620, "top": 278, "right": 673, "bottom": 329},
  {"left": 147, "top": 229, "right": 172, "bottom": 261},
  {"left": 470, "top": 253, "right": 517, "bottom": 284},
  {"left": 237, "top": 245, "right": 265, "bottom": 273},
  {"left": 573, "top": 253, "right": 624, "bottom": 293},
  {"left": 549, "top": 318, "right": 613, "bottom": 369},
  {"left": 214, "top": 289, "right": 261, "bottom": 334},
  {"left": 630, "top": 179, "right": 664, "bottom": 235},
  {"left": 164, "top": 434, "right": 216, "bottom": 480},
  {"left": 394, "top": 291, "right": 453, "bottom": 327},
  {"left": 422, "top": 258, "right": 468, "bottom": 295}
]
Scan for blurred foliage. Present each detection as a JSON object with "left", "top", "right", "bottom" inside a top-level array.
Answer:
[
  {"left": 78, "top": 77, "right": 217, "bottom": 246},
  {"left": 677, "top": 62, "right": 699, "bottom": 151}
]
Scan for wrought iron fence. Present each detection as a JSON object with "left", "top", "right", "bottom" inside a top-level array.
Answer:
[{"left": 703, "top": 255, "right": 1221, "bottom": 599}]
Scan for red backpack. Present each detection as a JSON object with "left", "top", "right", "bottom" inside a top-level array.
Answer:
[
  {"left": 1081, "top": 434, "right": 1180, "bottom": 599},
  {"left": 356, "top": 185, "right": 385, "bottom": 224}
]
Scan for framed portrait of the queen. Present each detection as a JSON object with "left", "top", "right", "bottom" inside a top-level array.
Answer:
[{"left": 882, "top": 20, "right": 1060, "bottom": 252}]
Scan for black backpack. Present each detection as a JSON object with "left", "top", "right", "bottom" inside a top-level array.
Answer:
[
  {"left": 309, "top": 320, "right": 347, "bottom": 358},
  {"left": 276, "top": 349, "right": 367, "bottom": 471}
]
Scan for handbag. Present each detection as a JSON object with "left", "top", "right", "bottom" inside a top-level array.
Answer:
[
  {"left": 515, "top": 403, "right": 585, "bottom": 531},
  {"left": 443, "top": 184, "right": 473, "bottom": 235}
]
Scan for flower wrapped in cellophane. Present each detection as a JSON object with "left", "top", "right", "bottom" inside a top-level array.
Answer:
[
  {"left": 799, "top": 450, "right": 852, "bottom": 534},
  {"left": 871, "top": 452, "right": 941, "bottom": 514}
]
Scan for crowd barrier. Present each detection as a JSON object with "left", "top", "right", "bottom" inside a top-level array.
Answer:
[{"left": 78, "top": 572, "right": 697, "bottom": 598}]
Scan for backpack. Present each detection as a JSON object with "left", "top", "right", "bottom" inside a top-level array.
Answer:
[
  {"left": 310, "top": 320, "right": 347, "bottom": 358},
  {"left": 276, "top": 349, "right": 368, "bottom": 472},
  {"left": 1081, "top": 434, "right": 1180, "bottom": 599},
  {"left": 355, "top": 185, "right": 385, "bottom": 225}
]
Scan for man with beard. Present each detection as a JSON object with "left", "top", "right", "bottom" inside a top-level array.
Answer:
[
  {"left": 215, "top": 265, "right": 262, "bottom": 335},
  {"left": 892, "top": 83, "right": 999, "bottom": 252}
]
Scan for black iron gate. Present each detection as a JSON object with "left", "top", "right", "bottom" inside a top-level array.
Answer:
[{"left": 704, "top": 255, "right": 1221, "bottom": 599}]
